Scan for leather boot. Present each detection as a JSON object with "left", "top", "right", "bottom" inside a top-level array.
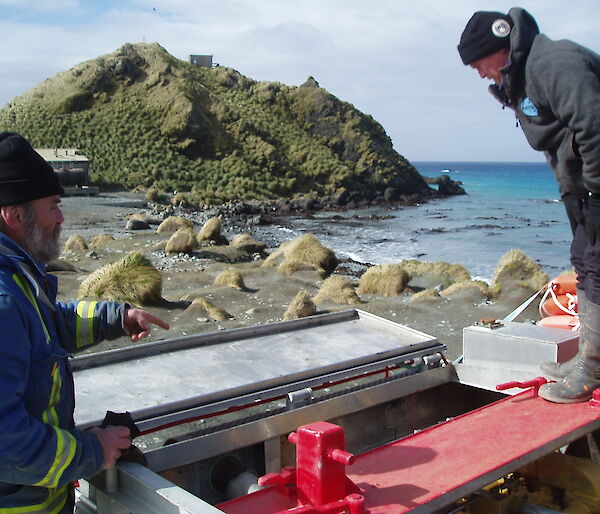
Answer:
[
  {"left": 539, "top": 298, "right": 600, "bottom": 403},
  {"left": 540, "top": 288, "right": 585, "bottom": 380}
]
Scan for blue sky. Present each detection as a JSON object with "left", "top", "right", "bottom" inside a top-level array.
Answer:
[{"left": 0, "top": 0, "right": 597, "bottom": 162}]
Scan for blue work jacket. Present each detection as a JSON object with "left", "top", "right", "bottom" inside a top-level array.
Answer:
[{"left": 0, "top": 233, "right": 127, "bottom": 513}]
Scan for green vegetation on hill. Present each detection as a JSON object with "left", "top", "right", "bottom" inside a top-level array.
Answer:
[{"left": 0, "top": 42, "right": 428, "bottom": 205}]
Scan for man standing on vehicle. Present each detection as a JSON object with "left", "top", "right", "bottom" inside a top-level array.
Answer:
[
  {"left": 0, "top": 132, "right": 170, "bottom": 512},
  {"left": 458, "top": 8, "right": 600, "bottom": 403}
]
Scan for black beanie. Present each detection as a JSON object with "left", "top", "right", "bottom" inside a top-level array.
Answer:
[
  {"left": 458, "top": 11, "right": 513, "bottom": 65},
  {"left": 0, "top": 132, "right": 64, "bottom": 206}
]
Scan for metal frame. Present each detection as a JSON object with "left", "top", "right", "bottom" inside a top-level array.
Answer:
[
  {"left": 72, "top": 310, "right": 434, "bottom": 371},
  {"left": 144, "top": 365, "right": 456, "bottom": 473},
  {"left": 128, "top": 344, "right": 445, "bottom": 434},
  {"left": 85, "top": 462, "right": 223, "bottom": 513}
]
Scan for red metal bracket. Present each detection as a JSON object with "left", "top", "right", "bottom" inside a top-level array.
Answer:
[
  {"left": 496, "top": 376, "right": 549, "bottom": 394},
  {"left": 222, "top": 422, "right": 368, "bottom": 513},
  {"left": 288, "top": 421, "right": 357, "bottom": 507},
  {"left": 588, "top": 389, "right": 600, "bottom": 409}
]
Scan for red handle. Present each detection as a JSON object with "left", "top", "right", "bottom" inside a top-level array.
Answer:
[{"left": 496, "top": 376, "right": 548, "bottom": 391}]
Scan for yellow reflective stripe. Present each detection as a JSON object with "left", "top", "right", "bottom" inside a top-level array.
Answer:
[
  {"left": 12, "top": 273, "right": 50, "bottom": 344},
  {"left": 0, "top": 485, "right": 68, "bottom": 513},
  {"left": 41, "top": 362, "right": 61, "bottom": 427},
  {"left": 75, "top": 301, "right": 97, "bottom": 348},
  {"left": 33, "top": 427, "right": 77, "bottom": 489}
]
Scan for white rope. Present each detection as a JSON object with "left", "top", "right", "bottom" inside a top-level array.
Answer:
[{"left": 547, "top": 282, "right": 579, "bottom": 316}]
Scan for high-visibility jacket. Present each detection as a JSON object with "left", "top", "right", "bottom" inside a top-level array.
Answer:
[{"left": 0, "top": 233, "right": 128, "bottom": 513}]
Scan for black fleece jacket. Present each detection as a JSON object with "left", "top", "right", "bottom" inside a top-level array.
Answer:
[{"left": 489, "top": 7, "right": 600, "bottom": 198}]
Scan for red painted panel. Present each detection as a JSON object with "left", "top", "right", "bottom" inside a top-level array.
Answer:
[
  {"left": 346, "top": 390, "right": 600, "bottom": 512},
  {"left": 218, "top": 389, "right": 600, "bottom": 513}
]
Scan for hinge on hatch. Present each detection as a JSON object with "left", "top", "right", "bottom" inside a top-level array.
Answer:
[{"left": 286, "top": 388, "right": 314, "bottom": 410}]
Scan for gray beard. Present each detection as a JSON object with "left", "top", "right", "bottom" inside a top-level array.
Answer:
[{"left": 21, "top": 205, "right": 62, "bottom": 264}]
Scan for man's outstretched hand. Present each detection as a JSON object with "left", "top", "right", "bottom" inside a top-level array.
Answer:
[{"left": 123, "top": 308, "right": 170, "bottom": 342}]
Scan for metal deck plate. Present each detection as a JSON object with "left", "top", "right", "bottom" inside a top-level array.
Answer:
[{"left": 73, "top": 310, "right": 440, "bottom": 426}]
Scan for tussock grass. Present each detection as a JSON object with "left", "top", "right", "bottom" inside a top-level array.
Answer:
[
  {"left": 263, "top": 234, "right": 337, "bottom": 276},
  {"left": 440, "top": 280, "right": 490, "bottom": 298},
  {"left": 409, "top": 289, "right": 441, "bottom": 303},
  {"left": 189, "top": 297, "right": 232, "bottom": 321},
  {"left": 157, "top": 216, "right": 194, "bottom": 234},
  {"left": 490, "top": 249, "right": 549, "bottom": 297},
  {"left": 0, "top": 42, "right": 426, "bottom": 205},
  {"left": 165, "top": 227, "right": 199, "bottom": 253},
  {"left": 214, "top": 268, "right": 246, "bottom": 290},
  {"left": 313, "top": 275, "right": 362, "bottom": 305},
  {"left": 78, "top": 252, "right": 162, "bottom": 305},
  {"left": 283, "top": 290, "right": 317, "bottom": 320},
  {"left": 89, "top": 233, "right": 115, "bottom": 249},
  {"left": 399, "top": 259, "right": 471, "bottom": 285},
  {"left": 358, "top": 264, "right": 409, "bottom": 297},
  {"left": 63, "top": 234, "right": 88, "bottom": 251},
  {"left": 197, "top": 217, "right": 227, "bottom": 244}
]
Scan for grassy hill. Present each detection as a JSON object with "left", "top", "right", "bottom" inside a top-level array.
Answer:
[{"left": 0, "top": 42, "right": 429, "bottom": 206}]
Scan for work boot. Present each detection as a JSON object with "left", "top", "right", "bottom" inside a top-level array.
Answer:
[
  {"left": 540, "top": 288, "right": 585, "bottom": 380},
  {"left": 539, "top": 299, "right": 600, "bottom": 404}
]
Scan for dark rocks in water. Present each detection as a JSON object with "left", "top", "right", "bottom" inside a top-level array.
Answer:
[
  {"left": 437, "top": 175, "right": 466, "bottom": 196},
  {"left": 399, "top": 194, "right": 423, "bottom": 205},
  {"left": 295, "top": 197, "right": 319, "bottom": 212},
  {"left": 425, "top": 175, "right": 466, "bottom": 196}
]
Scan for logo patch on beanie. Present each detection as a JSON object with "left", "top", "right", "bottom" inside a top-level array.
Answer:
[
  {"left": 520, "top": 97, "right": 539, "bottom": 117},
  {"left": 491, "top": 19, "right": 511, "bottom": 38}
]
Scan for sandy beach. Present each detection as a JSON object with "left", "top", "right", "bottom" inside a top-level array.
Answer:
[{"left": 55, "top": 192, "right": 547, "bottom": 362}]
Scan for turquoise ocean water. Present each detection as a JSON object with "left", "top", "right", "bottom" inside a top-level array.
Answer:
[{"left": 254, "top": 161, "right": 573, "bottom": 281}]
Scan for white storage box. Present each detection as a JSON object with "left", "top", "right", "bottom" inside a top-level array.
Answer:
[{"left": 457, "top": 322, "right": 579, "bottom": 392}]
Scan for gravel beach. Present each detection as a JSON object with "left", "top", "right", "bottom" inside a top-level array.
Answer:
[{"left": 55, "top": 192, "right": 546, "bottom": 361}]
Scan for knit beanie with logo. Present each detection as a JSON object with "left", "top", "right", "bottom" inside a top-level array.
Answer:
[{"left": 458, "top": 11, "right": 513, "bottom": 65}]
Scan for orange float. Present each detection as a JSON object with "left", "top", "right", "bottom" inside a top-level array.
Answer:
[
  {"left": 538, "top": 273, "right": 579, "bottom": 330},
  {"left": 541, "top": 294, "right": 577, "bottom": 317},
  {"left": 538, "top": 314, "right": 580, "bottom": 330}
]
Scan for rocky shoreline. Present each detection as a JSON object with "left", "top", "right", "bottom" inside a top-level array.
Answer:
[{"left": 56, "top": 189, "right": 550, "bottom": 362}]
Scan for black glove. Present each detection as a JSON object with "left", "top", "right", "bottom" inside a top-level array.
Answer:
[
  {"left": 586, "top": 194, "right": 600, "bottom": 245},
  {"left": 100, "top": 410, "right": 147, "bottom": 465},
  {"left": 562, "top": 193, "right": 583, "bottom": 236}
]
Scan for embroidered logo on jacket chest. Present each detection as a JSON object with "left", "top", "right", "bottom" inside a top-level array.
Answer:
[{"left": 520, "top": 97, "right": 539, "bottom": 117}]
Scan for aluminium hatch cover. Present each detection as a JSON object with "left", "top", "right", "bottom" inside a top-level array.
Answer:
[{"left": 73, "top": 310, "right": 441, "bottom": 426}]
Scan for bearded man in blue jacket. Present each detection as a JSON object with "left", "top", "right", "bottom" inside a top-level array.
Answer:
[
  {"left": 458, "top": 8, "right": 600, "bottom": 403},
  {"left": 0, "top": 132, "right": 170, "bottom": 513}
]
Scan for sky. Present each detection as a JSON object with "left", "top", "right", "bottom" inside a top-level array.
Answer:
[{"left": 0, "top": 0, "right": 597, "bottom": 163}]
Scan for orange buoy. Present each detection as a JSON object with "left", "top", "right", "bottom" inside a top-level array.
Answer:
[
  {"left": 538, "top": 273, "right": 579, "bottom": 329},
  {"left": 541, "top": 294, "right": 578, "bottom": 316},
  {"left": 538, "top": 315, "right": 580, "bottom": 331},
  {"left": 546, "top": 273, "right": 578, "bottom": 296}
]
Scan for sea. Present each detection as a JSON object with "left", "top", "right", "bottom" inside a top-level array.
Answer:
[{"left": 253, "top": 161, "right": 573, "bottom": 282}]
